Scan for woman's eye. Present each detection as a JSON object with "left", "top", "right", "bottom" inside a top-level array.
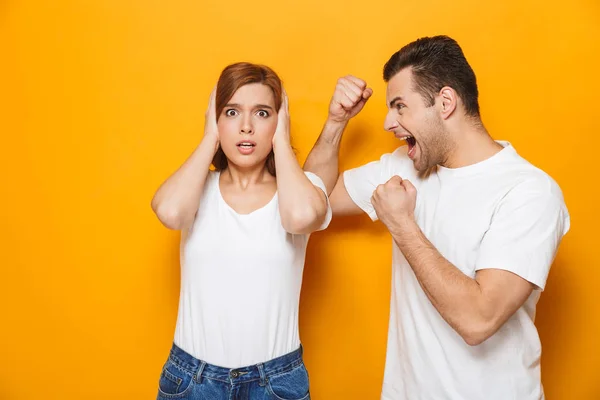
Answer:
[
  {"left": 396, "top": 104, "right": 405, "bottom": 111},
  {"left": 225, "top": 109, "right": 237, "bottom": 117},
  {"left": 257, "top": 110, "right": 269, "bottom": 118}
]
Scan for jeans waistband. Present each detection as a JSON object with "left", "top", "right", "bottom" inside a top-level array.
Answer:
[{"left": 167, "top": 343, "right": 304, "bottom": 384}]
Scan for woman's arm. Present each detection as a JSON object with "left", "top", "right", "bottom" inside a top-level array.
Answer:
[
  {"left": 274, "top": 91, "right": 329, "bottom": 234},
  {"left": 151, "top": 88, "right": 219, "bottom": 230}
]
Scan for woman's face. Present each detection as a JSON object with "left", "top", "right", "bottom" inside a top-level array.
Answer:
[{"left": 217, "top": 83, "right": 278, "bottom": 171}]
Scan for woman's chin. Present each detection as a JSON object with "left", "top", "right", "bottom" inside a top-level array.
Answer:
[{"left": 225, "top": 154, "right": 268, "bottom": 170}]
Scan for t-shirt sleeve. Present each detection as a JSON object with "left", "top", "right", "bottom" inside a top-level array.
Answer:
[
  {"left": 475, "top": 180, "right": 570, "bottom": 290},
  {"left": 343, "top": 148, "right": 411, "bottom": 221},
  {"left": 304, "top": 171, "right": 332, "bottom": 231}
]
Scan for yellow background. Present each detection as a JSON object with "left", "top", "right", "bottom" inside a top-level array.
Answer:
[{"left": 1, "top": 0, "right": 598, "bottom": 398}]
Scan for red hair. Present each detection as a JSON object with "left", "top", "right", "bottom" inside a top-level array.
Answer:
[{"left": 212, "top": 62, "right": 283, "bottom": 176}]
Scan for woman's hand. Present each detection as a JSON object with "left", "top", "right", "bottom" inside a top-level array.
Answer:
[
  {"left": 272, "top": 88, "right": 291, "bottom": 151},
  {"left": 203, "top": 86, "right": 220, "bottom": 153}
]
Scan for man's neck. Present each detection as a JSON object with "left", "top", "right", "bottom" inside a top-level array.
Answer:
[{"left": 442, "top": 124, "right": 503, "bottom": 169}]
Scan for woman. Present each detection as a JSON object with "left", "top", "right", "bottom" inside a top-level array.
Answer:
[{"left": 151, "top": 62, "right": 331, "bottom": 400}]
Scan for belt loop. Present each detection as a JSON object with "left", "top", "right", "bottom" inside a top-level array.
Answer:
[
  {"left": 195, "top": 361, "right": 206, "bottom": 384},
  {"left": 257, "top": 363, "right": 267, "bottom": 387}
]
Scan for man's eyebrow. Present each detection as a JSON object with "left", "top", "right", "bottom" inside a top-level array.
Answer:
[{"left": 389, "top": 96, "right": 404, "bottom": 108}]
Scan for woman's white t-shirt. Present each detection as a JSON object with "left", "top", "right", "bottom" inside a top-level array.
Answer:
[{"left": 173, "top": 171, "right": 331, "bottom": 368}]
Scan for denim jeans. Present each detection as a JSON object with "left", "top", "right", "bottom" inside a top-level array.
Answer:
[{"left": 157, "top": 343, "right": 311, "bottom": 400}]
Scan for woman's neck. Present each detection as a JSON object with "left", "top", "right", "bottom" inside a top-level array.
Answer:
[{"left": 221, "top": 162, "right": 274, "bottom": 189}]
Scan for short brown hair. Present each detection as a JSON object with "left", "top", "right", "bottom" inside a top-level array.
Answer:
[{"left": 383, "top": 36, "right": 480, "bottom": 117}]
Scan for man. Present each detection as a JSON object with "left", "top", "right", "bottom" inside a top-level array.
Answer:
[{"left": 304, "top": 35, "right": 570, "bottom": 399}]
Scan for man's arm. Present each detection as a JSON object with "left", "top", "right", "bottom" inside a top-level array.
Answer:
[
  {"left": 303, "top": 119, "right": 347, "bottom": 195},
  {"left": 371, "top": 176, "right": 567, "bottom": 346},
  {"left": 392, "top": 216, "right": 534, "bottom": 346},
  {"left": 303, "top": 76, "right": 373, "bottom": 216},
  {"left": 326, "top": 175, "right": 366, "bottom": 217}
]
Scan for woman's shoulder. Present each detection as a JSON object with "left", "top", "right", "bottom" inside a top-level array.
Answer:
[{"left": 205, "top": 169, "right": 220, "bottom": 187}]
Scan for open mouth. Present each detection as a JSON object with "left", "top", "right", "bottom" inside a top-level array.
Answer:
[
  {"left": 397, "top": 135, "right": 417, "bottom": 159},
  {"left": 236, "top": 141, "right": 256, "bottom": 148},
  {"left": 236, "top": 140, "right": 257, "bottom": 155}
]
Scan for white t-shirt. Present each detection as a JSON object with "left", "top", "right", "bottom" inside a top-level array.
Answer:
[
  {"left": 173, "top": 171, "right": 332, "bottom": 368},
  {"left": 344, "top": 141, "right": 570, "bottom": 400}
]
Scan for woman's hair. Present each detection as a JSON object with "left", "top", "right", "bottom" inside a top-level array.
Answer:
[{"left": 212, "top": 62, "right": 283, "bottom": 176}]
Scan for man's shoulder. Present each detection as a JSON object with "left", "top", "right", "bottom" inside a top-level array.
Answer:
[
  {"left": 385, "top": 146, "right": 420, "bottom": 178},
  {"left": 388, "top": 145, "right": 415, "bottom": 166},
  {"left": 498, "top": 150, "right": 564, "bottom": 199}
]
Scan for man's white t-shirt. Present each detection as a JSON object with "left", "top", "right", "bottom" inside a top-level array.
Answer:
[
  {"left": 344, "top": 141, "right": 570, "bottom": 400},
  {"left": 173, "top": 171, "right": 331, "bottom": 368}
]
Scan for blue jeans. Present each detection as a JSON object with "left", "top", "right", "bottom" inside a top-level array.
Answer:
[{"left": 157, "top": 343, "right": 311, "bottom": 400}]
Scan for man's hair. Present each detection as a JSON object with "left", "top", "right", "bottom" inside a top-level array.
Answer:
[{"left": 383, "top": 35, "right": 480, "bottom": 117}]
